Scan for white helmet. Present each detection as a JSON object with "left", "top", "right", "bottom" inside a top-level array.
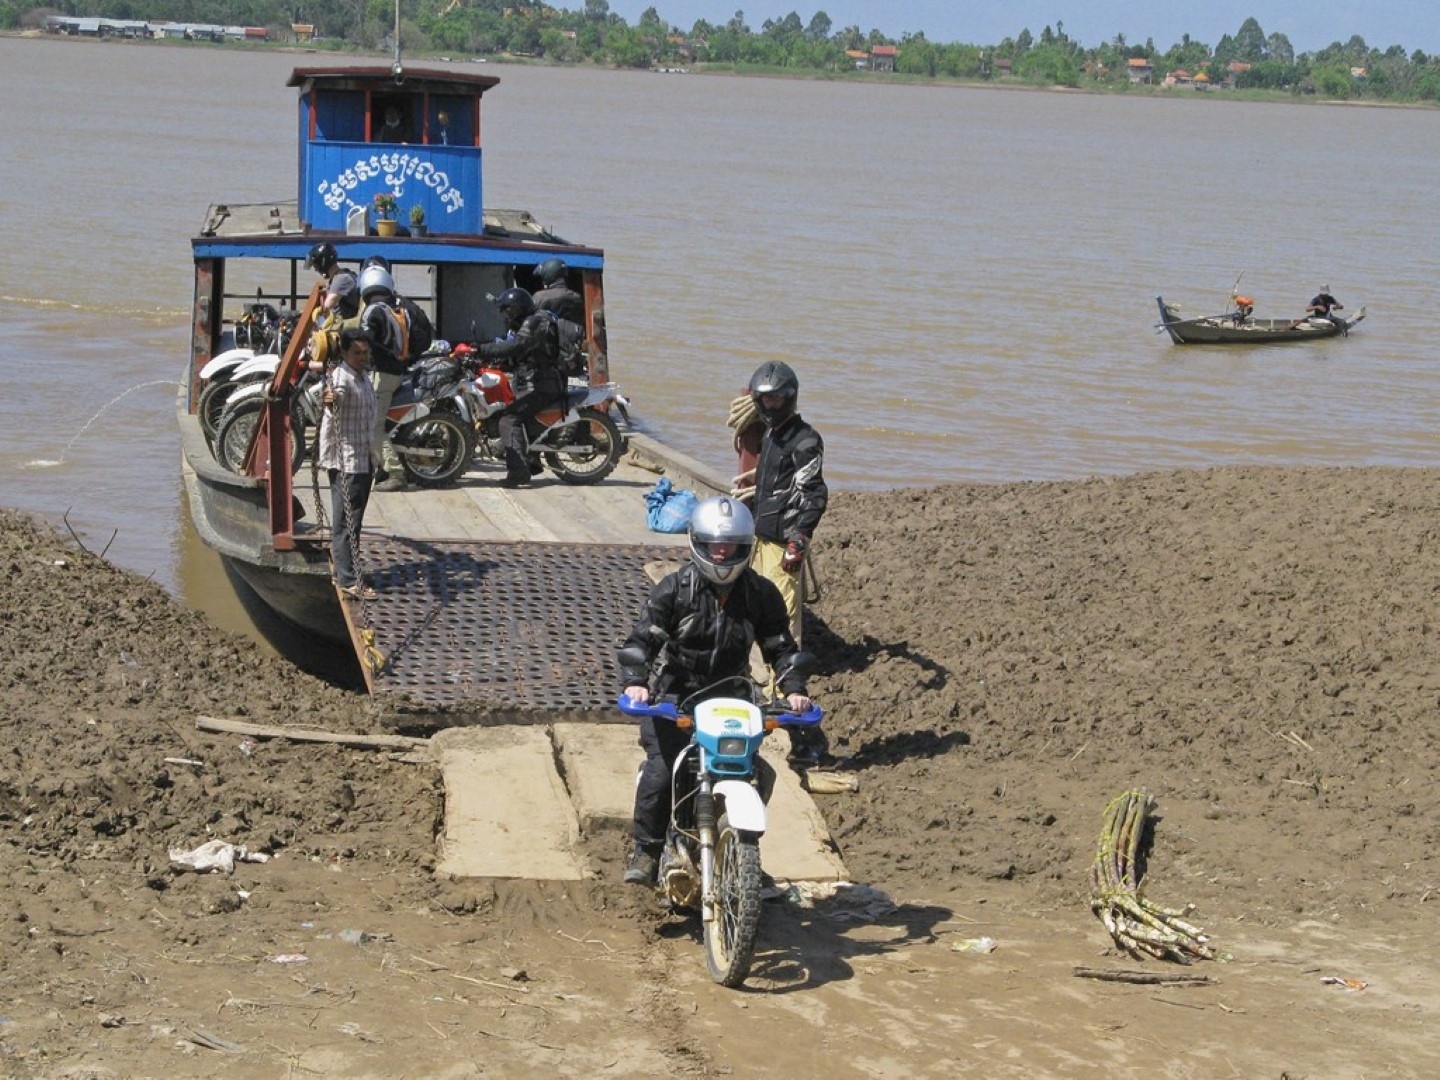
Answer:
[
  {"left": 688, "top": 496, "right": 755, "bottom": 586},
  {"left": 359, "top": 265, "right": 395, "bottom": 301}
]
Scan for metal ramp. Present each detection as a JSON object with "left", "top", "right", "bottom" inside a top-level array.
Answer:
[{"left": 337, "top": 537, "right": 680, "bottom": 716}]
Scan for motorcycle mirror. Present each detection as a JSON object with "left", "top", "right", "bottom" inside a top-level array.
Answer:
[{"left": 617, "top": 645, "right": 648, "bottom": 670}]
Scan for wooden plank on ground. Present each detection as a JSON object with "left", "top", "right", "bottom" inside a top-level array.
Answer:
[{"left": 433, "top": 727, "right": 585, "bottom": 879}]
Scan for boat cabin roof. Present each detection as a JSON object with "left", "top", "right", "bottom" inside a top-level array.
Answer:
[{"left": 286, "top": 65, "right": 502, "bottom": 95}]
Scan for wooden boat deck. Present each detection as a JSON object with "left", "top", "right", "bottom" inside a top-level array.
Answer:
[{"left": 294, "top": 457, "right": 691, "bottom": 548}]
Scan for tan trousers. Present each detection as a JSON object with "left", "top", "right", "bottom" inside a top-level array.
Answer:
[{"left": 752, "top": 538, "right": 802, "bottom": 646}]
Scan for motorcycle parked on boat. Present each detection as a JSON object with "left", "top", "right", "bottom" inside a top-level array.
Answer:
[
  {"left": 198, "top": 301, "right": 298, "bottom": 440},
  {"left": 616, "top": 650, "right": 823, "bottom": 988},
  {"left": 211, "top": 345, "right": 474, "bottom": 484},
  {"left": 452, "top": 343, "right": 627, "bottom": 485},
  {"left": 212, "top": 367, "right": 321, "bottom": 474},
  {"left": 382, "top": 350, "right": 475, "bottom": 487}
]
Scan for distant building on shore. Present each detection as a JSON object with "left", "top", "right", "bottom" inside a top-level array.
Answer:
[{"left": 44, "top": 16, "right": 269, "bottom": 43}]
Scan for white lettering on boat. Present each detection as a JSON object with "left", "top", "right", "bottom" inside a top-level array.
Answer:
[{"left": 316, "top": 152, "right": 465, "bottom": 214}]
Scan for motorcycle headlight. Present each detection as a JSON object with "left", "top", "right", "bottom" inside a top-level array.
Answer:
[{"left": 716, "top": 736, "right": 748, "bottom": 757}]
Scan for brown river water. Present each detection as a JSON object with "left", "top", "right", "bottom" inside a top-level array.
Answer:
[{"left": 1, "top": 35, "right": 1437, "bottom": 644}]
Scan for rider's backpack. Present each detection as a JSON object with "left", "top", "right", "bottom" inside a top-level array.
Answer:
[
  {"left": 395, "top": 295, "right": 435, "bottom": 360},
  {"left": 542, "top": 311, "right": 587, "bottom": 378}
]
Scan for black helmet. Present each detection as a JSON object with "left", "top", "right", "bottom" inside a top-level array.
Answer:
[
  {"left": 688, "top": 496, "right": 755, "bottom": 587},
  {"left": 748, "top": 361, "right": 799, "bottom": 427},
  {"left": 361, "top": 254, "right": 392, "bottom": 271},
  {"left": 495, "top": 286, "right": 536, "bottom": 321},
  {"left": 304, "top": 242, "right": 338, "bottom": 274},
  {"left": 536, "top": 258, "right": 567, "bottom": 288}
]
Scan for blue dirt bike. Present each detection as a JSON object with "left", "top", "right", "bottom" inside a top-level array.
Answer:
[{"left": 617, "top": 652, "right": 822, "bottom": 987}]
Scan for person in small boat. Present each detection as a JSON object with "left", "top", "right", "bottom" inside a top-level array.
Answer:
[
  {"left": 617, "top": 495, "right": 812, "bottom": 886},
  {"left": 1307, "top": 285, "right": 1344, "bottom": 326},
  {"left": 476, "top": 286, "right": 566, "bottom": 488},
  {"left": 1231, "top": 296, "right": 1255, "bottom": 325},
  {"left": 532, "top": 258, "right": 584, "bottom": 323},
  {"left": 355, "top": 264, "right": 410, "bottom": 492},
  {"left": 318, "top": 328, "right": 378, "bottom": 600},
  {"left": 305, "top": 243, "right": 360, "bottom": 321}
]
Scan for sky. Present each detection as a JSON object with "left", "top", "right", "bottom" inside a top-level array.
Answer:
[{"left": 595, "top": 1, "right": 1440, "bottom": 57}]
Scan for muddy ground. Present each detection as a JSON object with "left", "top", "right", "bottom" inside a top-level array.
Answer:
[{"left": 2, "top": 466, "right": 1438, "bottom": 1077}]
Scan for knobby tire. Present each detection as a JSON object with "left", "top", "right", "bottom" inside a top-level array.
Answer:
[
  {"left": 396, "top": 411, "right": 473, "bottom": 487},
  {"left": 704, "top": 813, "right": 763, "bottom": 988},
  {"left": 544, "top": 407, "right": 623, "bottom": 485}
]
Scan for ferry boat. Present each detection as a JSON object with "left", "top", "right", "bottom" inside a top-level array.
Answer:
[{"left": 178, "top": 62, "right": 725, "bottom": 708}]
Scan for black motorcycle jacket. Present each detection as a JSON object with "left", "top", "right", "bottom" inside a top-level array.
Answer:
[
  {"left": 751, "top": 415, "right": 828, "bottom": 545},
  {"left": 619, "top": 564, "right": 805, "bottom": 701},
  {"left": 479, "top": 312, "right": 564, "bottom": 400},
  {"left": 534, "top": 284, "right": 584, "bottom": 324},
  {"left": 359, "top": 300, "right": 406, "bottom": 375}
]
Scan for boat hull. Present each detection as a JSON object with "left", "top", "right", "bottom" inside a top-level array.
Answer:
[
  {"left": 179, "top": 390, "right": 346, "bottom": 640},
  {"left": 1155, "top": 296, "right": 1366, "bottom": 345}
]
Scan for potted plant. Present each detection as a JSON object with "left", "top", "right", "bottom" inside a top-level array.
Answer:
[
  {"left": 409, "top": 204, "right": 427, "bottom": 237},
  {"left": 372, "top": 192, "right": 398, "bottom": 236}
]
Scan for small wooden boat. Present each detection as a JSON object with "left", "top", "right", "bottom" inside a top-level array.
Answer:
[{"left": 1155, "top": 295, "right": 1366, "bottom": 345}]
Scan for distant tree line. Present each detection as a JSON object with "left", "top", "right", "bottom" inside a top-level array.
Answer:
[{"left": 8, "top": 3, "right": 1439, "bottom": 102}]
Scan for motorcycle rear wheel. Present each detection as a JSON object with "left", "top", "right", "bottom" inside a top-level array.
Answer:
[
  {"left": 704, "top": 813, "right": 763, "bottom": 988},
  {"left": 542, "top": 407, "right": 624, "bottom": 486},
  {"left": 396, "top": 412, "right": 473, "bottom": 487}
]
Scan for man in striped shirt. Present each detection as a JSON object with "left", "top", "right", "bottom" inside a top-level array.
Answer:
[{"left": 318, "top": 328, "right": 378, "bottom": 599}]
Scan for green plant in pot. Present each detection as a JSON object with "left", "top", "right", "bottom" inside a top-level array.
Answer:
[{"left": 409, "top": 204, "right": 427, "bottom": 236}]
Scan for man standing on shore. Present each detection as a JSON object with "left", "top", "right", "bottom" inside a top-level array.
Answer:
[
  {"left": 739, "top": 361, "right": 828, "bottom": 764},
  {"left": 318, "top": 328, "right": 378, "bottom": 600}
]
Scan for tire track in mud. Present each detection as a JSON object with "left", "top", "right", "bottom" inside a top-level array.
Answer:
[{"left": 628, "top": 900, "right": 718, "bottom": 1076}]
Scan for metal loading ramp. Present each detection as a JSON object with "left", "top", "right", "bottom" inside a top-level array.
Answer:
[{"left": 341, "top": 536, "right": 681, "bottom": 712}]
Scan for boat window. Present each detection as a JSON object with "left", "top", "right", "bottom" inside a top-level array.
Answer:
[
  {"left": 312, "top": 90, "right": 365, "bottom": 142},
  {"left": 427, "top": 96, "right": 473, "bottom": 146},
  {"left": 372, "top": 95, "right": 416, "bottom": 143}
]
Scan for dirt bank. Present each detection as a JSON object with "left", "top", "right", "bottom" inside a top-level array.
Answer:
[{"left": 2, "top": 467, "right": 1437, "bottom": 1076}]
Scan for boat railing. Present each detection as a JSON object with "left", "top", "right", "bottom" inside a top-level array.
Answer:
[{"left": 237, "top": 282, "right": 324, "bottom": 551}]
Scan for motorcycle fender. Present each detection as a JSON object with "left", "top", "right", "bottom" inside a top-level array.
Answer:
[
  {"left": 713, "top": 780, "right": 766, "bottom": 834},
  {"left": 200, "top": 348, "right": 254, "bottom": 379},
  {"left": 230, "top": 354, "right": 282, "bottom": 381}
]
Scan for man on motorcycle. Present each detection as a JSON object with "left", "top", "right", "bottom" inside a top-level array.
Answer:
[
  {"left": 304, "top": 242, "right": 360, "bottom": 320},
  {"left": 533, "top": 258, "right": 584, "bottom": 323},
  {"left": 476, "top": 286, "right": 565, "bottom": 487},
  {"left": 356, "top": 264, "right": 411, "bottom": 492},
  {"left": 618, "top": 496, "right": 812, "bottom": 886}
]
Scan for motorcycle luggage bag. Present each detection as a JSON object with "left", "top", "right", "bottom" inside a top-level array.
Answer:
[{"left": 413, "top": 356, "right": 460, "bottom": 393}]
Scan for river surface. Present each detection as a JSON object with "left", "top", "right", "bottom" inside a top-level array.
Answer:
[{"left": 2, "top": 36, "right": 1437, "bottom": 643}]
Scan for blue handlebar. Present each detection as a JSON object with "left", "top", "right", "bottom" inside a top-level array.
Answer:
[{"left": 615, "top": 694, "right": 822, "bottom": 727}]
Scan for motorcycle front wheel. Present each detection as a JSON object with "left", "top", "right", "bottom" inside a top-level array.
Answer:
[
  {"left": 396, "top": 411, "right": 473, "bottom": 487},
  {"left": 213, "top": 398, "right": 306, "bottom": 475},
  {"left": 704, "top": 813, "right": 763, "bottom": 988},
  {"left": 542, "top": 406, "right": 624, "bottom": 486}
]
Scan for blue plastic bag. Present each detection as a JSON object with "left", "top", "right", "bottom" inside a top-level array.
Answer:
[{"left": 645, "top": 477, "right": 699, "bottom": 533}]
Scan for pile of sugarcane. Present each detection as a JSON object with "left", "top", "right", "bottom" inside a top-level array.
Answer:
[{"left": 1089, "top": 789, "right": 1216, "bottom": 963}]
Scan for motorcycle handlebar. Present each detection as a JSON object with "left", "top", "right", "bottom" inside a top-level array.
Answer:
[{"left": 615, "top": 694, "right": 823, "bottom": 727}]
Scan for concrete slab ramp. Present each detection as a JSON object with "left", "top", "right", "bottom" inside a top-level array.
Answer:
[{"left": 433, "top": 723, "right": 848, "bottom": 883}]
